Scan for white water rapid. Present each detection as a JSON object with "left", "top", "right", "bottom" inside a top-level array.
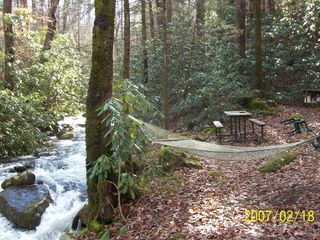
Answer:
[{"left": 0, "top": 115, "right": 87, "bottom": 240}]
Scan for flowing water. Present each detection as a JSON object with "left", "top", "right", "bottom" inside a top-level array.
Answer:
[{"left": 0, "top": 115, "right": 87, "bottom": 240}]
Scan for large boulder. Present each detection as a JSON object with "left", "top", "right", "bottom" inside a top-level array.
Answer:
[
  {"left": 1, "top": 171, "right": 36, "bottom": 189},
  {"left": 0, "top": 185, "right": 52, "bottom": 229},
  {"left": 57, "top": 125, "right": 75, "bottom": 140}
]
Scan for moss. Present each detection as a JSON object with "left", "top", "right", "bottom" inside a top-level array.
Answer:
[
  {"left": 183, "top": 157, "right": 203, "bottom": 169},
  {"left": 259, "top": 152, "right": 303, "bottom": 173},
  {"left": 158, "top": 147, "right": 202, "bottom": 170},
  {"left": 312, "top": 186, "right": 320, "bottom": 193},
  {"left": 169, "top": 233, "right": 186, "bottom": 240},
  {"left": 158, "top": 147, "right": 185, "bottom": 169},
  {"left": 208, "top": 170, "right": 222, "bottom": 178},
  {"left": 248, "top": 98, "right": 268, "bottom": 111},
  {"left": 289, "top": 113, "right": 304, "bottom": 120},
  {"left": 217, "top": 177, "right": 230, "bottom": 185},
  {"left": 88, "top": 219, "right": 103, "bottom": 233},
  {"left": 261, "top": 107, "right": 278, "bottom": 116},
  {"left": 201, "top": 127, "right": 215, "bottom": 134},
  {"left": 159, "top": 173, "right": 183, "bottom": 194}
]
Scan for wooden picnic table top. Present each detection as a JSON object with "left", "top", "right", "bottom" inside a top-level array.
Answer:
[{"left": 224, "top": 111, "right": 252, "bottom": 117}]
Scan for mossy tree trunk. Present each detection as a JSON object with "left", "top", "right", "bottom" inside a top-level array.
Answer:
[
  {"left": 62, "top": 0, "right": 69, "bottom": 33},
  {"left": 86, "top": 0, "right": 116, "bottom": 224},
  {"left": 162, "top": 0, "right": 170, "bottom": 130},
  {"left": 195, "top": 0, "right": 205, "bottom": 38},
  {"left": 148, "top": 0, "right": 155, "bottom": 38},
  {"left": 123, "top": 0, "right": 130, "bottom": 80},
  {"left": 3, "top": 0, "right": 15, "bottom": 91},
  {"left": 43, "top": 0, "right": 60, "bottom": 51},
  {"left": 167, "top": 0, "right": 172, "bottom": 23},
  {"left": 236, "top": 0, "right": 246, "bottom": 74},
  {"left": 141, "top": 0, "right": 149, "bottom": 84},
  {"left": 253, "top": 0, "right": 263, "bottom": 94}
]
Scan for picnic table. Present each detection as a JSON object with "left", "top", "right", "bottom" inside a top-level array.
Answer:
[{"left": 224, "top": 110, "right": 252, "bottom": 141}]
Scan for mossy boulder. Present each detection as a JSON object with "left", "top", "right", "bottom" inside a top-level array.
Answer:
[
  {"left": 248, "top": 98, "right": 268, "bottom": 110},
  {"left": 57, "top": 125, "right": 75, "bottom": 140},
  {"left": 158, "top": 147, "right": 203, "bottom": 170},
  {"left": 1, "top": 170, "right": 36, "bottom": 189},
  {"left": 259, "top": 152, "right": 303, "bottom": 173},
  {"left": 0, "top": 185, "right": 52, "bottom": 229}
]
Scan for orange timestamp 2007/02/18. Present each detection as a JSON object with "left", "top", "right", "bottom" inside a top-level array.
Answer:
[{"left": 244, "top": 209, "right": 316, "bottom": 223}]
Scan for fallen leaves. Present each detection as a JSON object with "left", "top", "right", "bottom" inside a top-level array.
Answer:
[{"left": 110, "top": 105, "right": 320, "bottom": 240}]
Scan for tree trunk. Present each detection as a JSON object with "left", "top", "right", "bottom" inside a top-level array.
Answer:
[
  {"left": 162, "top": 0, "right": 170, "bottom": 129},
  {"left": 21, "top": 0, "right": 28, "bottom": 8},
  {"left": 62, "top": 0, "right": 69, "bottom": 33},
  {"left": 123, "top": 0, "right": 130, "bottom": 80},
  {"left": 155, "top": 0, "right": 163, "bottom": 35},
  {"left": 254, "top": 0, "right": 263, "bottom": 93},
  {"left": 3, "top": 0, "right": 15, "bottom": 90},
  {"left": 261, "top": 0, "right": 265, "bottom": 16},
  {"left": 39, "top": 0, "right": 45, "bottom": 26},
  {"left": 43, "top": 0, "right": 60, "bottom": 51},
  {"left": 236, "top": 0, "right": 246, "bottom": 74},
  {"left": 167, "top": 0, "right": 172, "bottom": 23},
  {"left": 248, "top": 0, "right": 254, "bottom": 18},
  {"left": 86, "top": 0, "right": 116, "bottom": 224},
  {"left": 269, "top": 0, "right": 275, "bottom": 14},
  {"left": 32, "top": 0, "right": 36, "bottom": 15},
  {"left": 77, "top": 2, "right": 81, "bottom": 51},
  {"left": 148, "top": 0, "right": 155, "bottom": 38},
  {"left": 195, "top": 0, "right": 205, "bottom": 38},
  {"left": 141, "top": 0, "right": 149, "bottom": 84},
  {"left": 3, "top": 0, "right": 14, "bottom": 90}
]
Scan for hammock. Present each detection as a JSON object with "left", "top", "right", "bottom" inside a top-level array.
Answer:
[{"left": 130, "top": 116, "right": 315, "bottom": 161}]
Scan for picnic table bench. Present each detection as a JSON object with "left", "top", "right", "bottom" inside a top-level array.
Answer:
[
  {"left": 249, "top": 118, "right": 266, "bottom": 139},
  {"left": 213, "top": 121, "right": 224, "bottom": 143}
]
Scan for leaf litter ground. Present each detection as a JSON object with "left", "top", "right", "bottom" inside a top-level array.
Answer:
[{"left": 112, "top": 105, "right": 320, "bottom": 240}]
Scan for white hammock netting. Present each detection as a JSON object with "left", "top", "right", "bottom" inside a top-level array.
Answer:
[{"left": 131, "top": 116, "right": 313, "bottom": 161}]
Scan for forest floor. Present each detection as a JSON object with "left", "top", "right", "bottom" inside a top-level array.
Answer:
[{"left": 111, "top": 105, "right": 320, "bottom": 240}]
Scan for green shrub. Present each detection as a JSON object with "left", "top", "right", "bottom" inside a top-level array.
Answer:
[{"left": 0, "top": 90, "right": 49, "bottom": 157}]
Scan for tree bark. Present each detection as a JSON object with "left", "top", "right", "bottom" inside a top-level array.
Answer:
[
  {"left": 3, "top": 0, "right": 15, "bottom": 90},
  {"left": 155, "top": 0, "right": 163, "bottom": 35},
  {"left": 123, "top": 0, "right": 130, "bottom": 80},
  {"left": 31, "top": 0, "right": 36, "bottom": 16},
  {"left": 167, "top": 0, "right": 172, "bottom": 23},
  {"left": 141, "top": 0, "right": 149, "bottom": 84},
  {"left": 86, "top": 0, "right": 116, "bottom": 224},
  {"left": 261, "top": 0, "right": 265, "bottom": 16},
  {"left": 148, "top": 0, "right": 155, "bottom": 38},
  {"left": 77, "top": 2, "right": 81, "bottom": 51},
  {"left": 269, "top": 0, "right": 275, "bottom": 14},
  {"left": 43, "top": 0, "right": 60, "bottom": 51},
  {"left": 248, "top": 0, "right": 254, "bottom": 18},
  {"left": 162, "top": 0, "right": 170, "bottom": 129},
  {"left": 62, "top": 0, "right": 69, "bottom": 33},
  {"left": 195, "top": 0, "right": 205, "bottom": 38},
  {"left": 254, "top": 0, "right": 263, "bottom": 93},
  {"left": 236, "top": 0, "right": 246, "bottom": 74},
  {"left": 21, "top": 0, "right": 28, "bottom": 8}
]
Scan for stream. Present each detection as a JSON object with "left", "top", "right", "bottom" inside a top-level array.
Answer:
[{"left": 0, "top": 115, "right": 87, "bottom": 240}]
